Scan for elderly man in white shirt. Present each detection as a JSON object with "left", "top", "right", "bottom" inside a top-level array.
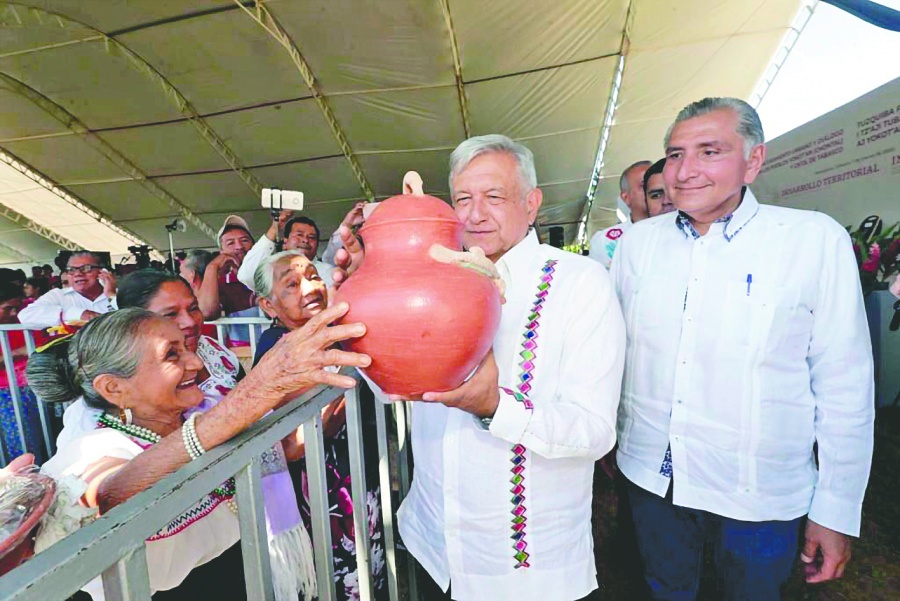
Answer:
[
  {"left": 18, "top": 251, "right": 117, "bottom": 329},
  {"left": 610, "top": 97, "right": 874, "bottom": 600},
  {"left": 336, "top": 135, "right": 625, "bottom": 601}
]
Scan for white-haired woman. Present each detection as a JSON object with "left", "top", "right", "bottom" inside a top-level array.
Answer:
[
  {"left": 28, "top": 306, "right": 369, "bottom": 601},
  {"left": 254, "top": 250, "right": 386, "bottom": 600}
]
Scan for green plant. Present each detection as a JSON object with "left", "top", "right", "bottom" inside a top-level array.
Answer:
[{"left": 847, "top": 219, "right": 900, "bottom": 296}]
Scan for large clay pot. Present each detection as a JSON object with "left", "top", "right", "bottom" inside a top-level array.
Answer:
[{"left": 334, "top": 173, "right": 502, "bottom": 396}]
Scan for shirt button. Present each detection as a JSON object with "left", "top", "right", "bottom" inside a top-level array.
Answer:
[{"left": 677, "top": 399, "right": 683, "bottom": 404}]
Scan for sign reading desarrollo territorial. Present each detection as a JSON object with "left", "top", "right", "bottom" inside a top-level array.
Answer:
[{"left": 752, "top": 76, "right": 900, "bottom": 228}]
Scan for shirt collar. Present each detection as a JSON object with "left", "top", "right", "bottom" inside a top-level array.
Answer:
[
  {"left": 674, "top": 187, "right": 760, "bottom": 242},
  {"left": 494, "top": 229, "right": 539, "bottom": 290}
]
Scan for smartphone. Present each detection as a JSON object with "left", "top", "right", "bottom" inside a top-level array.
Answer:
[{"left": 262, "top": 188, "right": 304, "bottom": 211}]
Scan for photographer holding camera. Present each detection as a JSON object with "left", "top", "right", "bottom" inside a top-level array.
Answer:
[{"left": 237, "top": 210, "right": 334, "bottom": 292}]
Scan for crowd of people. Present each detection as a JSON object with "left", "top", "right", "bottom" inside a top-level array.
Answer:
[{"left": 0, "top": 96, "right": 877, "bottom": 601}]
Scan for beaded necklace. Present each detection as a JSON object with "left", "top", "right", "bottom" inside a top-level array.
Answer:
[{"left": 96, "top": 413, "right": 237, "bottom": 512}]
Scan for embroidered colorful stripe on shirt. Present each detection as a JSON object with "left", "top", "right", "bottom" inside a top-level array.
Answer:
[{"left": 507, "top": 258, "right": 558, "bottom": 569}]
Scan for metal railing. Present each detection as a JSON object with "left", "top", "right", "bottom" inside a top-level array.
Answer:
[{"left": 0, "top": 322, "right": 420, "bottom": 600}]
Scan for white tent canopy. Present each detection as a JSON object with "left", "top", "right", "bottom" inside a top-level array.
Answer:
[{"left": 0, "top": 0, "right": 803, "bottom": 266}]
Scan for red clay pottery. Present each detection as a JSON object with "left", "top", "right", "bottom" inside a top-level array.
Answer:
[{"left": 334, "top": 172, "right": 502, "bottom": 396}]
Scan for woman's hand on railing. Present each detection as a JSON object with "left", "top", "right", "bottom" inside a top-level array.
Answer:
[{"left": 251, "top": 302, "right": 369, "bottom": 404}]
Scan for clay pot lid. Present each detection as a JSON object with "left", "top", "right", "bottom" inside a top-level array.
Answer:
[{"left": 361, "top": 171, "right": 458, "bottom": 230}]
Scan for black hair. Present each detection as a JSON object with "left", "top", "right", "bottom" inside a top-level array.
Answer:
[
  {"left": 643, "top": 157, "right": 666, "bottom": 197},
  {"left": 284, "top": 216, "right": 320, "bottom": 242},
  {"left": 0, "top": 281, "right": 23, "bottom": 303},
  {"left": 25, "top": 277, "right": 50, "bottom": 296},
  {"left": 118, "top": 269, "right": 191, "bottom": 310}
]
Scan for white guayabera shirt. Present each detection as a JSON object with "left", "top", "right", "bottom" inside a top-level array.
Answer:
[
  {"left": 388, "top": 230, "right": 625, "bottom": 601},
  {"left": 18, "top": 287, "right": 117, "bottom": 329},
  {"left": 610, "top": 189, "right": 874, "bottom": 537}
]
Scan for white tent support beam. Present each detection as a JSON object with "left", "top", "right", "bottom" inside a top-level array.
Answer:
[
  {"left": 750, "top": 0, "right": 818, "bottom": 108},
  {"left": 107, "top": 34, "right": 265, "bottom": 198},
  {"left": 235, "top": 0, "right": 376, "bottom": 202},
  {"left": 0, "top": 72, "right": 218, "bottom": 241},
  {"left": 0, "top": 149, "right": 163, "bottom": 257},
  {"left": 1, "top": 3, "right": 263, "bottom": 206},
  {"left": 0, "top": 203, "right": 78, "bottom": 251},
  {"left": 0, "top": 238, "right": 35, "bottom": 263},
  {"left": 438, "top": 0, "right": 472, "bottom": 139},
  {"left": 576, "top": 0, "right": 635, "bottom": 247}
]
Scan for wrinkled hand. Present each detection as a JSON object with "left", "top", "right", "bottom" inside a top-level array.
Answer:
[
  {"left": 99, "top": 269, "right": 117, "bottom": 297},
  {"left": 391, "top": 350, "right": 500, "bottom": 418},
  {"left": 254, "top": 302, "right": 370, "bottom": 403},
  {"left": 331, "top": 225, "right": 366, "bottom": 290},
  {"left": 341, "top": 202, "right": 367, "bottom": 229},
  {"left": 802, "top": 520, "right": 852, "bottom": 583}
]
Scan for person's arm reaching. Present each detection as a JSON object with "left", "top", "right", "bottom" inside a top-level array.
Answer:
[
  {"left": 92, "top": 303, "right": 369, "bottom": 513},
  {"left": 196, "top": 254, "right": 235, "bottom": 320},
  {"left": 237, "top": 235, "right": 276, "bottom": 291},
  {"left": 323, "top": 202, "right": 367, "bottom": 266}
]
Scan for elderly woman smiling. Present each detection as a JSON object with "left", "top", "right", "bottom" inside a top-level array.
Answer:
[
  {"left": 254, "top": 250, "right": 387, "bottom": 600},
  {"left": 27, "top": 303, "right": 369, "bottom": 601}
]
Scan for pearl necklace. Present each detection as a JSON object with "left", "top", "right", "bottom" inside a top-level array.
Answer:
[
  {"left": 98, "top": 413, "right": 161, "bottom": 443},
  {"left": 97, "top": 413, "right": 238, "bottom": 514}
]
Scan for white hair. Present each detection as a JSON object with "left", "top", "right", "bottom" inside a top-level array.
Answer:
[
  {"left": 253, "top": 249, "right": 310, "bottom": 299},
  {"left": 448, "top": 134, "right": 537, "bottom": 196},
  {"left": 664, "top": 97, "right": 765, "bottom": 159},
  {"left": 68, "top": 250, "right": 102, "bottom": 265}
]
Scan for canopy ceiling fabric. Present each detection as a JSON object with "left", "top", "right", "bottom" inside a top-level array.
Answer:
[{"left": 0, "top": 0, "right": 802, "bottom": 265}]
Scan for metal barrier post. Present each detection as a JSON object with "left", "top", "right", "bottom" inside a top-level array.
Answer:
[
  {"left": 375, "top": 402, "right": 400, "bottom": 601},
  {"left": 101, "top": 545, "right": 152, "bottom": 601},
  {"left": 303, "top": 412, "right": 336, "bottom": 601},
  {"left": 0, "top": 330, "right": 30, "bottom": 457},
  {"left": 397, "top": 402, "right": 419, "bottom": 600},
  {"left": 344, "top": 384, "right": 373, "bottom": 599},
  {"left": 23, "top": 330, "right": 55, "bottom": 458},
  {"left": 235, "top": 456, "right": 275, "bottom": 601}
]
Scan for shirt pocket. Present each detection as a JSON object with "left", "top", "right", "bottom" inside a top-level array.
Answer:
[{"left": 718, "top": 281, "right": 784, "bottom": 349}]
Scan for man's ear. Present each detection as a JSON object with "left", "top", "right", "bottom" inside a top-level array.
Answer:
[
  {"left": 258, "top": 296, "right": 278, "bottom": 320},
  {"left": 526, "top": 187, "right": 544, "bottom": 226},
  {"left": 92, "top": 374, "right": 126, "bottom": 408},
  {"left": 743, "top": 143, "right": 767, "bottom": 185}
]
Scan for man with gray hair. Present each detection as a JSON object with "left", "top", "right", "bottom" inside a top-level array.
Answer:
[
  {"left": 19, "top": 251, "right": 117, "bottom": 329},
  {"left": 335, "top": 134, "right": 625, "bottom": 600},
  {"left": 588, "top": 160, "right": 652, "bottom": 269},
  {"left": 610, "top": 97, "right": 874, "bottom": 599}
]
